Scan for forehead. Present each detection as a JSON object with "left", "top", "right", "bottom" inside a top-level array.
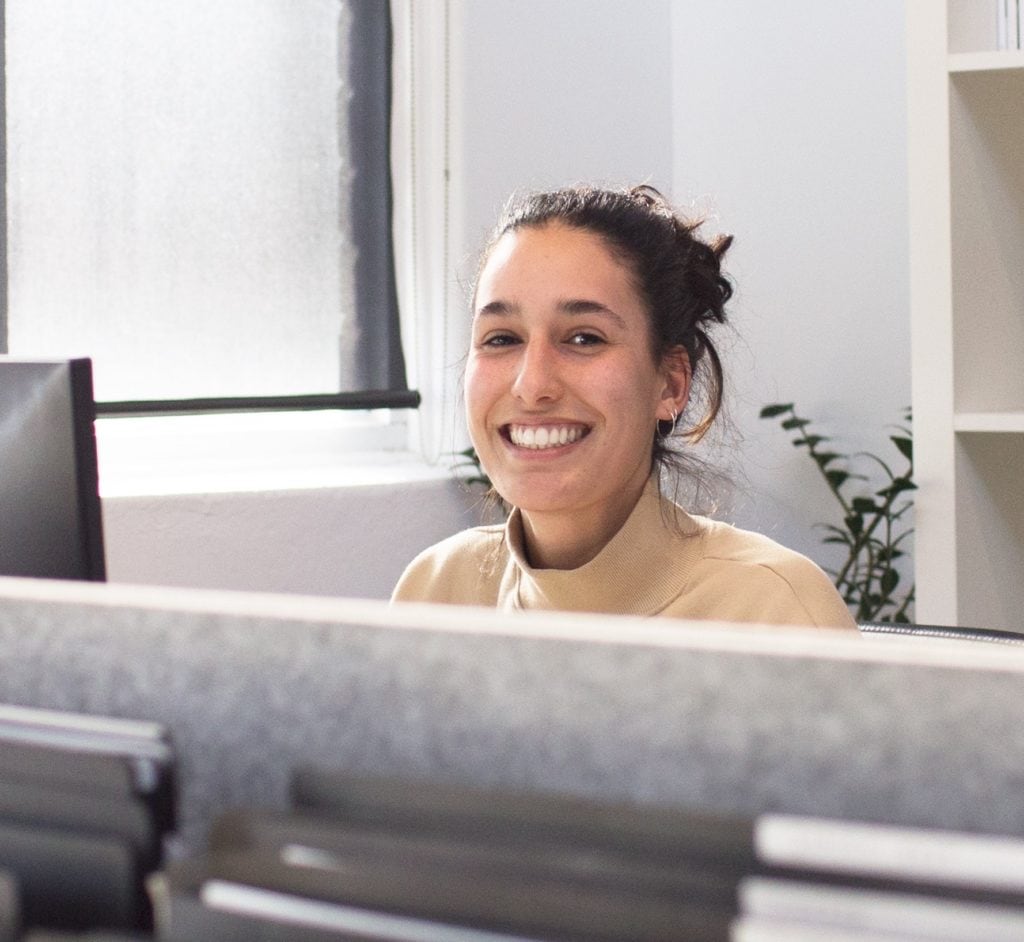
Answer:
[{"left": 475, "top": 223, "right": 641, "bottom": 309}]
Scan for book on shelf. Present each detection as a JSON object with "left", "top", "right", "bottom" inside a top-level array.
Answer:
[
  {"left": 0, "top": 702, "right": 178, "bottom": 934},
  {"left": 736, "top": 876, "right": 1024, "bottom": 941},
  {"left": 151, "top": 847, "right": 733, "bottom": 942},
  {"left": 999, "top": 0, "right": 1021, "bottom": 50}
]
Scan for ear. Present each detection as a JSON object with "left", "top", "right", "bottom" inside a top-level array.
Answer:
[{"left": 657, "top": 346, "right": 691, "bottom": 421}]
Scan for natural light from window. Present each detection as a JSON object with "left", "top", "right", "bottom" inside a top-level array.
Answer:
[{"left": 5, "top": 1, "right": 355, "bottom": 402}]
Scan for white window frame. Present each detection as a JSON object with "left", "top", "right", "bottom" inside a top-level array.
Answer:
[{"left": 391, "top": 0, "right": 466, "bottom": 468}]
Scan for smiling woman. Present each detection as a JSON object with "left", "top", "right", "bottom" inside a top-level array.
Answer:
[{"left": 392, "top": 185, "right": 856, "bottom": 630}]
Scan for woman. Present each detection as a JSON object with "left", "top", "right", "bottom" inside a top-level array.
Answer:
[{"left": 393, "top": 185, "right": 856, "bottom": 630}]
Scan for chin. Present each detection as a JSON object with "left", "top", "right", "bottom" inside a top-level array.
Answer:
[{"left": 493, "top": 479, "right": 584, "bottom": 515}]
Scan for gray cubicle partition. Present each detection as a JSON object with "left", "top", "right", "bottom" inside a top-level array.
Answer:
[{"left": 0, "top": 576, "right": 1020, "bottom": 852}]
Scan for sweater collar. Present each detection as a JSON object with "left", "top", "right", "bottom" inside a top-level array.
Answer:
[{"left": 499, "top": 477, "right": 702, "bottom": 615}]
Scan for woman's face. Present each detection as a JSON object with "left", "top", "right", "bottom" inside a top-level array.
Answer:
[{"left": 466, "top": 222, "right": 688, "bottom": 527}]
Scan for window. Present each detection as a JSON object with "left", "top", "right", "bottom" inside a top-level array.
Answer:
[{"left": 1, "top": 0, "right": 413, "bottom": 415}]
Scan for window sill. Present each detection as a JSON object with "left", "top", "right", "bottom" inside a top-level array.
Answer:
[{"left": 95, "top": 411, "right": 451, "bottom": 499}]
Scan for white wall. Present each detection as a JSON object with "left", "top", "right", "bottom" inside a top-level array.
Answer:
[
  {"left": 671, "top": 1, "right": 911, "bottom": 568},
  {"left": 101, "top": 1, "right": 910, "bottom": 597},
  {"left": 102, "top": 477, "right": 484, "bottom": 600},
  {"left": 452, "top": 0, "right": 674, "bottom": 281}
]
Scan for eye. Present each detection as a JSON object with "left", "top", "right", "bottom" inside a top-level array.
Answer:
[
  {"left": 478, "top": 331, "right": 520, "bottom": 349},
  {"left": 567, "top": 331, "right": 605, "bottom": 347}
]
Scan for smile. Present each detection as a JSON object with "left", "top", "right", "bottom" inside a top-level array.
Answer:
[{"left": 505, "top": 424, "right": 590, "bottom": 450}]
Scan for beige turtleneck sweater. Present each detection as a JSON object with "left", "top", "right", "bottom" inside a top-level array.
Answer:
[{"left": 392, "top": 480, "right": 857, "bottom": 630}]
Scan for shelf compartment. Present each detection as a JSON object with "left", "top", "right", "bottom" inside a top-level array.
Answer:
[
  {"left": 955, "top": 433, "right": 1024, "bottom": 632},
  {"left": 950, "top": 67, "right": 1024, "bottom": 413}
]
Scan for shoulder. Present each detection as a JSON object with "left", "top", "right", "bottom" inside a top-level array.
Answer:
[
  {"left": 696, "top": 516, "right": 821, "bottom": 572},
  {"left": 391, "top": 524, "right": 507, "bottom": 605},
  {"left": 680, "top": 515, "right": 857, "bottom": 630}
]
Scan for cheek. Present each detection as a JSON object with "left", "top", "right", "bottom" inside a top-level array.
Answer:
[
  {"left": 464, "top": 356, "right": 496, "bottom": 431},
  {"left": 595, "top": 358, "right": 664, "bottom": 419}
]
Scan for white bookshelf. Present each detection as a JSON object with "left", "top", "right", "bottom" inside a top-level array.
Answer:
[{"left": 908, "top": 1, "right": 1024, "bottom": 630}]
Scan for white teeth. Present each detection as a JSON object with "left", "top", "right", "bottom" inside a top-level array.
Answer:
[{"left": 509, "top": 425, "right": 585, "bottom": 450}]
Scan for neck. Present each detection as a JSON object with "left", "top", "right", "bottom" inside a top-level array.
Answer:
[{"left": 520, "top": 478, "right": 649, "bottom": 570}]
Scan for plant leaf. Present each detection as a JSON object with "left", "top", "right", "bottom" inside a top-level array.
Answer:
[
  {"left": 781, "top": 417, "right": 810, "bottom": 431},
  {"left": 877, "top": 478, "right": 917, "bottom": 498},
  {"left": 812, "top": 451, "right": 842, "bottom": 468},
  {"left": 759, "top": 403, "right": 793, "bottom": 418},
  {"left": 891, "top": 436, "right": 913, "bottom": 461},
  {"left": 826, "top": 470, "right": 850, "bottom": 490},
  {"left": 880, "top": 568, "right": 899, "bottom": 595}
]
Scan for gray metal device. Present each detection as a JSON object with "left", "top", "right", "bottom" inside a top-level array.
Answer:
[{"left": 0, "top": 357, "right": 106, "bottom": 581}]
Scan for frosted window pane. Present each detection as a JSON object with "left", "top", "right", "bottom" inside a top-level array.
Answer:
[{"left": 5, "top": 1, "right": 354, "bottom": 401}]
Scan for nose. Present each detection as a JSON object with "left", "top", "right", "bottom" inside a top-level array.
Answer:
[{"left": 511, "top": 338, "right": 562, "bottom": 405}]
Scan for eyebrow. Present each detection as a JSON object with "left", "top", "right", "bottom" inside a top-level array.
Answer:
[{"left": 475, "top": 298, "right": 627, "bottom": 330}]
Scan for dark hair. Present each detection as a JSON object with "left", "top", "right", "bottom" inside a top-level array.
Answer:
[{"left": 474, "top": 184, "right": 733, "bottom": 479}]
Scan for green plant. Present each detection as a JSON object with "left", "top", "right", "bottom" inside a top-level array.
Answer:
[{"left": 759, "top": 403, "right": 915, "bottom": 624}]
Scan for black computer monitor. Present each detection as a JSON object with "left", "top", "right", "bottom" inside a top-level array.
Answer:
[{"left": 0, "top": 357, "right": 106, "bottom": 581}]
